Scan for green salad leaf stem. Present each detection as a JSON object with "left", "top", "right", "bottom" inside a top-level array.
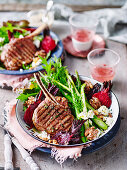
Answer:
[
  {"left": 75, "top": 70, "right": 81, "bottom": 91},
  {"left": 81, "top": 83, "right": 87, "bottom": 113},
  {"left": 80, "top": 125, "right": 86, "bottom": 143}
]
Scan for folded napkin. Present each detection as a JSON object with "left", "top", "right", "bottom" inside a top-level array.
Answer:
[
  {"left": 53, "top": 2, "right": 127, "bottom": 44},
  {"left": 4, "top": 99, "right": 88, "bottom": 165}
]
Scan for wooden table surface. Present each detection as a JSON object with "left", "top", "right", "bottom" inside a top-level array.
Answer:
[{"left": 0, "top": 18, "right": 127, "bottom": 170}]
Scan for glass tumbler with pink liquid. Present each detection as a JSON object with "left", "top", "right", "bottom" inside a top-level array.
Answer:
[
  {"left": 69, "top": 13, "right": 98, "bottom": 52},
  {"left": 88, "top": 48, "right": 120, "bottom": 82}
]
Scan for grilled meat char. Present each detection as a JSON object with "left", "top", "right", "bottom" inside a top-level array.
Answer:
[
  {"left": 0, "top": 37, "right": 36, "bottom": 70},
  {"left": 32, "top": 96, "right": 74, "bottom": 135}
]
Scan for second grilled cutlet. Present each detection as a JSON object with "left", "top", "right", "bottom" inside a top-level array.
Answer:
[
  {"left": 32, "top": 96, "right": 74, "bottom": 135},
  {"left": 0, "top": 38, "right": 36, "bottom": 70}
]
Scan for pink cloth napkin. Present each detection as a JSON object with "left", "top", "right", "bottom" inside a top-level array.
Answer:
[{"left": 4, "top": 99, "right": 88, "bottom": 164}]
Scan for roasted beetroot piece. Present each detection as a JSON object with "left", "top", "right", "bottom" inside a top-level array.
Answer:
[
  {"left": 37, "top": 90, "right": 45, "bottom": 101},
  {"left": 92, "top": 81, "right": 112, "bottom": 108},
  {"left": 25, "top": 27, "right": 35, "bottom": 33},
  {"left": 24, "top": 100, "right": 41, "bottom": 128},
  {"left": 41, "top": 36, "right": 56, "bottom": 53},
  {"left": 24, "top": 91, "right": 42, "bottom": 128},
  {"left": 13, "top": 29, "right": 23, "bottom": 34},
  {"left": 8, "top": 30, "right": 13, "bottom": 41}
]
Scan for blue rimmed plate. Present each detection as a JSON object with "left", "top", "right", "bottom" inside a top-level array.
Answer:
[{"left": 0, "top": 31, "right": 63, "bottom": 75}]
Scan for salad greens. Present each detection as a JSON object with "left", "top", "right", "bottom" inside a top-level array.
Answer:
[
  {"left": 18, "top": 57, "right": 108, "bottom": 144},
  {"left": 22, "top": 62, "right": 34, "bottom": 70},
  {"left": 0, "top": 25, "right": 9, "bottom": 46},
  {"left": 33, "top": 35, "right": 43, "bottom": 41},
  {"left": 0, "top": 23, "right": 28, "bottom": 47},
  {"left": 17, "top": 89, "right": 39, "bottom": 102}
]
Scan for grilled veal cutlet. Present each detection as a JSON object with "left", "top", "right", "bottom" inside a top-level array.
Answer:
[
  {"left": 0, "top": 38, "right": 36, "bottom": 70},
  {"left": 32, "top": 73, "right": 74, "bottom": 135}
]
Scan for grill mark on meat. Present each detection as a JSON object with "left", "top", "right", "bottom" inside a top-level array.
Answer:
[
  {"left": 43, "top": 108, "right": 72, "bottom": 133},
  {"left": 35, "top": 103, "right": 48, "bottom": 119},
  {"left": 57, "top": 122, "right": 72, "bottom": 133},
  {"left": 41, "top": 106, "right": 60, "bottom": 126},
  {"left": 63, "top": 124, "right": 72, "bottom": 133},
  {"left": 8, "top": 48, "right": 24, "bottom": 65},
  {"left": 33, "top": 96, "right": 74, "bottom": 134},
  {"left": 13, "top": 45, "right": 23, "bottom": 60},
  {"left": 36, "top": 100, "right": 57, "bottom": 120},
  {"left": 40, "top": 102, "right": 71, "bottom": 129},
  {"left": 1, "top": 37, "right": 36, "bottom": 70},
  {"left": 4, "top": 47, "right": 26, "bottom": 67},
  {"left": 54, "top": 114, "right": 72, "bottom": 131},
  {"left": 22, "top": 47, "right": 34, "bottom": 61},
  {"left": 4, "top": 50, "right": 22, "bottom": 68},
  {"left": 56, "top": 118, "right": 74, "bottom": 133},
  {"left": 14, "top": 44, "right": 31, "bottom": 62},
  {"left": 47, "top": 115, "right": 72, "bottom": 134},
  {"left": 35, "top": 106, "right": 52, "bottom": 123},
  {"left": 14, "top": 42, "right": 34, "bottom": 62},
  {"left": 38, "top": 107, "right": 53, "bottom": 123},
  {"left": 44, "top": 108, "right": 65, "bottom": 128},
  {"left": 20, "top": 38, "right": 36, "bottom": 52},
  {"left": 23, "top": 41, "right": 36, "bottom": 55},
  {"left": 20, "top": 42, "right": 35, "bottom": 58},
  {"left": 19, "top": 48, "right": 33, "bottom": 63},
  {"left": 5, "top": 48, "right": 18, "bottom": 62}
]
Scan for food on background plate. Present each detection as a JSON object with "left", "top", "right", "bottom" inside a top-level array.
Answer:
[
  {"left": 3, "top": 20, "right": 29, "bottom": 28},
  {"left": 0, "top": 20, "right": 57, "bottom": 70},
  {"left": 1, "top": 38, "right": 36, "bottom": 70},
  {"left": 17, "top": 57, "right": 114, "bottom": 145}
]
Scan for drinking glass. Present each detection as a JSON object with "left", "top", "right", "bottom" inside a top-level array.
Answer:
[
  {"left": 69, "top": 13, "right": 98, "bottom": 52},
  {"left": 87, "top": 48, "right": 120, "bottom": 82}
]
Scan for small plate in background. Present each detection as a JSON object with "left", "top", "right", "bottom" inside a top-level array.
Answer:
[{"left": 63, "top": 34, "right": 105, "bottom": 58}]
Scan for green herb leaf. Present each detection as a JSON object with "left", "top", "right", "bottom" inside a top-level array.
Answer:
[
  {"left": 33, "top": 35, "right": 43, "bottom": 41},
  {"left": 17, "top": 92, "right": 37, "bottom": 101},
  {"left": 17, "top": 88, "right": 39, "bottom": 101}
]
